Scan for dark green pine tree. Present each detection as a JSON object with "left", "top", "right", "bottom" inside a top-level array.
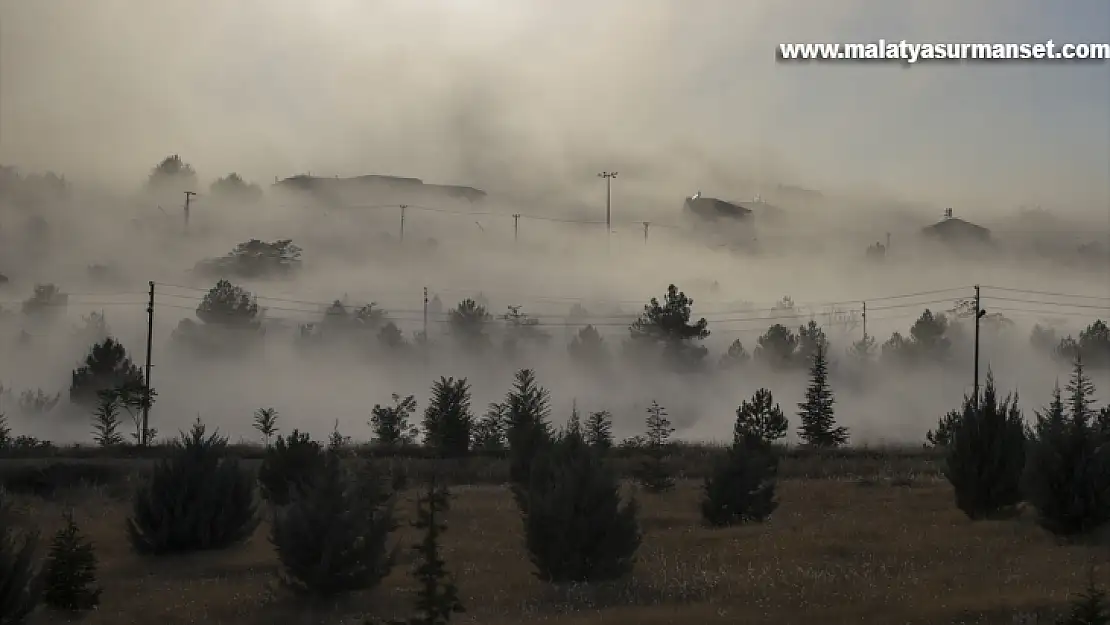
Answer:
[
  {"left": 1025, "top": 359, "right": 1110, "bottom": 538},
  {"left": 735, "top": 388, "right": 788, "bottom": 446},
  {"left": 405, "top": 474, "right": 463, "bottom": 625},
  {"left": 43, "top": 511, "right": 101, "bottom": 612},
  {"left": 520, "top": 435, "right": 641, "bottom": 583},
  {"left": 422, "top": 377, "right": 473, "bottom": 458},
  {"left": 270, "top": 450, "right": 398, "bottom": 597},
  {"left": 701, "top": 429, "right": 779, "bottom": 527},
  {"left": 505, "top": 369, "right": 554, "bottom": 494},
  {"left": 1033, "top": 381, "right": 1067, "bottom": 440},
  {"left": 945, "top": 371, "right": 1026, "bottom": 520},
  {"left": 583, "top": 410, "right": 614, "bottom": 452},
  {"left": 797, "top": 343, "right": 848, "bottom": 447}
]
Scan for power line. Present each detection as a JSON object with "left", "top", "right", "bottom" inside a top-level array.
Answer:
[{"left": 982, "top": 285, "right": 1110, "bottom": 302}]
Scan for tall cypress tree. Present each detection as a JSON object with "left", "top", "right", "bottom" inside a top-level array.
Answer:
[
  {"left": 505, "top": 369, "right": 553, "bottom": 494},
  {"left": 422, "top": 378, "right": 473, "bottom": 458}
]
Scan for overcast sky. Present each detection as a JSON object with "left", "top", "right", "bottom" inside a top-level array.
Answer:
[{"left": 1, "top": 0, "right": 1108, "bottom": 214}]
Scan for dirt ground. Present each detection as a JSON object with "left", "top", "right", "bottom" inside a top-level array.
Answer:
[{"left": 20, "top": 475, "right": 1105, "bottom": 625}]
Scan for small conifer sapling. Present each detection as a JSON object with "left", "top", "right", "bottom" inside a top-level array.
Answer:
[
  {"left": 253, "top": 407, "right": 279, "bottom": 448},
  {"left": 634, "top": 401, "right": 675, "bottom": 493},
  {"left": 43, "top": 511, "right": 100, "bottom": 612}
]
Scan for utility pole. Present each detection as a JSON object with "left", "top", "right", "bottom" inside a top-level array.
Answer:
[
  {"left": 183, "top": 191, "right": 196, "bottom": 231},
  {"left": 973, "top": 285, "right": 987, "bottom": 404},
  {"left": 142, "top": 281, "right": 155, "bottom": 447},
  {"left": 642, "top": 221, "right": 650, "bottom": 244},
  {"left": 598, "top": 171, "right": 618, "bottom": 251},
  {"left": 861, "top": 301, "right": 867, "bottom": 342},
  {"left": 422, "top": 286, "right": 430, "bottom": 372},
  {"left": 513, "top": 214, "right": 520, "bottom": 243},
  {"left": 399, "top": 205, "right": 408, "bottom": 242}
]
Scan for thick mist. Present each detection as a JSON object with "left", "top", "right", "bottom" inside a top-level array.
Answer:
[{"left": 0, "top": 1, "right": 1107, "bottom": 446}]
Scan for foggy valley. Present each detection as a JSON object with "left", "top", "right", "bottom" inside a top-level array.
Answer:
[{"left": 0, "top": 0, "right": 1108, "bottom": 451}]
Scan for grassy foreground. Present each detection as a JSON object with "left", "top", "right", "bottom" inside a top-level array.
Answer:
[{"left": 6, "top": 447, "right": 1102, "bottom": 625}]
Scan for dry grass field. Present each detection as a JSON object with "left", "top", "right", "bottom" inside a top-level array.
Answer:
[{"left": 5, "top": 449, "right": 1104, "bottom": 625}]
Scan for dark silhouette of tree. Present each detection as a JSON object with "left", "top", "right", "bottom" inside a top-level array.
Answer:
[
  {"left": 270, "top": 450, "right": 397, "bottom": 597},
  {"left": 196, "top": 280, "right": 260, "bottom": 328},
  {"left": 797, "top": 343, "right": 847, "bottom": 447},
  {"left": 568, "top": 325, "right": 607, "bottom": 366},
  {"left": 422, "top": 378, "right": 473, "bottom": 458},
  {"left": 1056, "top": 321, "right": 1110, "bottom": 369},
  {"left": 848, "top": 334, "right": 877, "bottom": 362},
  {"left": 258, "top": 430, "right": 326, "bottom": 507},
  {"left": 634, "top": 401, "right": 675, "bottom": 493},
  {"left": 583, "top": 410, "right": 614, "bottom": 452},
  {"left": 796, "top": 320, "right": 829, "bottom": 364},
  {"left": 448, "top": 299, "right": 491, "bottom": 353},
  {"left": 1057, "top": 569, "right": 1110, "bottom": 625},
  {"left": 629, "top": 284, "right": 710, "bottom": 371},
  {"left": 0, "top": 497, "right": 41, "bottom": 622},
  {"left": 925, "top": 408, "right": 961, "bottom": 447},
  {"left": 735, "top": 388, "right": 788, "bottom": 445},
  {"left": 69, "top": 337, "right": 145, "bottom": 409},
  {"left": 471, "top": 402, "right": 507, "bottom": 452},
  {"left": 371, "top": 394, "right": 419, "bottom": 448},
  {"left": 502, "top": 305, "right": 550, "bottom": 358},
  {"left": 755, "top": 324, "right": 798, "bottom": 369},
  {"left": 209, "top": 173, "right": 263, "bottom": 202},
  {"left": 147, "top": 154, "right": 197, "bottom": 192},
  {"left": 127, "top": 419, "right": 259, "bottom": 554},
  {"left": 505, "top": 369, "right": 553, "bottom": 493},
  {"left": 22, "top": 283, "right": 67, "bottom": 318},
  {"left": 90, "top": 390, "right": 125, "bottom": 447},
  {"left": 195, "top": 239, "right": 302, "bottom": 280},
  {"left": 719, "top": 339, "right": 749, "bottom": 369},
  {"left": 702, "top": 414, "right": 779, "bottom": 527},
  {"left": 1025, "top": 358, "right": 1110, "bottom": 538},
  {"left": 403, "top": 474, "right": 463, "bottom": 625},
  {"left": 252, "top": 408, "right": 279, "bottom": 447},
  {"left": 518, "top": 435, "right": 640, "bottom": 583},
  {"left": 42, "top": 511, "right": 100, "bottom": 612},
  {"left": 883, "top": 309, "right": 951, "bottom": 365},
  {"left": 944, "top": 372, "right": 1026, "bottom": 519},
  {"left": 378, "top": 322, "right": 406, "bottom": 350}
]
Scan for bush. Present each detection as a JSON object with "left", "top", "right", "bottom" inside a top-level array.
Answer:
[
  {"left": 42, "top": 512, "right": 100, "bottom": 612},
  {"left": 0, "top": 463, "right": 128, "bottom": 499},
  {"left": 701, "top": 435, "right": 779, "bottom": 527},
  {"left": 0, "top": 499, "right": 41, "bottom": 623},
  {"left": 270, "top": 451, "right": 398, "bottom": 597},
  {"left": 258, "top": 430, "right": 325, "bottom": 506},
  {"left": 518, "top": 434, "right": 640, "bottom": 583},
  {"left": 944, "top": 373, "right": 1026, "bottom": 519},
  {"left": 127, "top": 419, "right": 259, "bottom": 555},
  {"left": 1058, "top": 569, "right": 1110, "bottom": 625},
  {"left": 1025, "top": 360, "right": 1110, "bottom": 537}
]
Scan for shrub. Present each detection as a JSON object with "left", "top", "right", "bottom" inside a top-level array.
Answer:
[
  {"left": 1025, "top": 360, "right": 1110, "bottom": 537},
  {"left": 270, "top": 451, "right": 398, "bottom": 597},
  {"left": 702, "top": 435, "right": 779, "bottom": 527},
  {"left": 258, "top": 430, "right": 326, "bottom": 507},
  {"left": 519, "top": 434, "right": 640, "bottom": 583},
  {"left": 1058, "top": 569, "right": 1110, "bottom": 625},
  {"left": 127, "top": 419, "right": 260, "bottom": 555},
  {"left": 0, "top": 499, "right": 41, "bottom": 623},
  {"left": 42, "top": 511, "right": 100, "bottom": 612},
  {"left": 944, "top": 372, "right": 1026, "bottom": 519},
  {"left": 252, "top": 408, "right": 279, "bottom": 447}
]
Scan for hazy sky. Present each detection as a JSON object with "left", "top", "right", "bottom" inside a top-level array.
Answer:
[{"left": 1, "top": 0, "right": 1108, "bottom": 213}]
